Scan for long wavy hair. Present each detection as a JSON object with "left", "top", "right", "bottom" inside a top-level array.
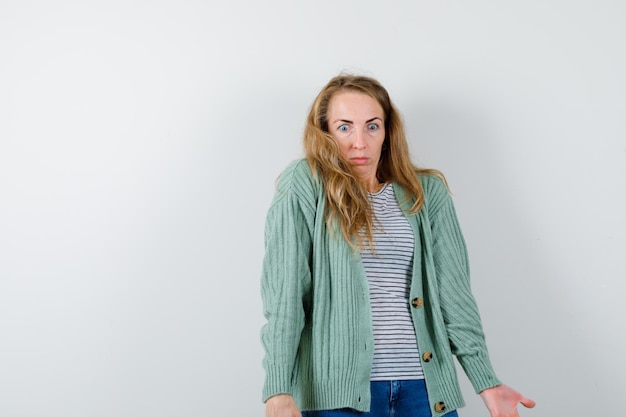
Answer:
[{"left": 303, "top": 74, "right": 446, "bottom": 249}]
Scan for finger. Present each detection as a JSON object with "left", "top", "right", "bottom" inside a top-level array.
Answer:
[{"left": 520, "top": 396, "right": 536, "bottom": 408}]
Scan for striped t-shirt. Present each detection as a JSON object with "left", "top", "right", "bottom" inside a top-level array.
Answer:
[{"left": 361, "top": 183, "right": 423, "bottom": 381}]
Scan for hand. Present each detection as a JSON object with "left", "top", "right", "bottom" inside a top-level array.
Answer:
[
  {"left": 265, "top": 394, "right": 301, "bottom": 417},
  {"left": 479, "top": 384, "right": 535, "bottom": 417}
]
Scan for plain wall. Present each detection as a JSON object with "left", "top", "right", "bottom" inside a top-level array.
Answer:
[{"left": 1, "top": 1, "right": 624, "bottom": 416}]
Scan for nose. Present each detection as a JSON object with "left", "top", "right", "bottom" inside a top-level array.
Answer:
[{"left": 352, "top": 128, "right": 366, "bottom": 149}]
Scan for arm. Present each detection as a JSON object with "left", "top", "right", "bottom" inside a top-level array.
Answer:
[
  {"left": 426, "top": 177, "right": 500, "bottom": 392},
  {"left": 425, "top": 178, "right": 534, "bottom": 415},
  {"left": 260, "top": 161, "right": 316, "bottom": 410},
  {"left": 260, "top": 196, "right": 310, "bottom": 399}
]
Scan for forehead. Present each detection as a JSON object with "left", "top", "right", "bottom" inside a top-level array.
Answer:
[{"left": 328, "top": 90, "right": 384, "bottom": 119}]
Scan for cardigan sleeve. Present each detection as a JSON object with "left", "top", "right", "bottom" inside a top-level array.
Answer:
[
  {"left": 422, "top": 175, "right": 501, "bottom": 394},
  {"left": 260, "top": 160, "right": 317, "bottom": 402}
]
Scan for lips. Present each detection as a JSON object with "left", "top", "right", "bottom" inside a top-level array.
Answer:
[{"left": 351, "top": 157, "right": 369, "bottom": 164}]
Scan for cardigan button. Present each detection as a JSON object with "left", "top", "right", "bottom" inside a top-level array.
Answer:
[
  {"left": 434, "top": 402, "right": 446, "bottom": 413},
  {"left": 411, "top": 297, "right": 423, "bottom": 308},
  {"left": 422, "top": 351, "right": 433, "bottom": 362}
]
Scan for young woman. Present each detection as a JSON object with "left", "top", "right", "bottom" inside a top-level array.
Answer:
[{"left": 261, "top": 74, "right": 534, "bottom": 417}]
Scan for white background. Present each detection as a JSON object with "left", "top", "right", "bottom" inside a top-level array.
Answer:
[{"left": 1, "top": 1, "right": 625, "bottom": 416}]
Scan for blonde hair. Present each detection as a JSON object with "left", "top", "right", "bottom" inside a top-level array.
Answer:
[{"left": 303, "top": 74, "right": 446, "bottom": 249}]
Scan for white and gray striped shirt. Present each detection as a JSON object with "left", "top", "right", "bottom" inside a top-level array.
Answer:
[{"left": 361, "top": 183, "right": 423, "bottom": 381}]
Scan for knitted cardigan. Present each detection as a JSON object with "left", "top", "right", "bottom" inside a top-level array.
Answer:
[{"left": 260, "top": 159, "right": 501, "bottom": 416}]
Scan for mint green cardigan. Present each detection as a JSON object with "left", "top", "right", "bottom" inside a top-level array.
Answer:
[{"left": 261, "top": 159, "right": 501, "bottom": 416}]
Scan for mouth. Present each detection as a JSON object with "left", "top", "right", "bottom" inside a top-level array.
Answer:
[{"left": 351, "top": 157, "right": 369, "bottom": 164}]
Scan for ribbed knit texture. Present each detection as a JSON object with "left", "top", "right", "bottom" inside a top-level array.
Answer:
[{"left": 261, "top": 159, "right": 501, "bottom": 415}]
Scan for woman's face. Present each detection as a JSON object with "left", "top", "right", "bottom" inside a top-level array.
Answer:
[{"left": 327, "top": 91, "right": 386, "bottom": 185}]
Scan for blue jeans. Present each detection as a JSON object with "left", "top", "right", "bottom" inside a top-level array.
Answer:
[{"left": 301, "top": 379, "right": 459, "bottom": 417}]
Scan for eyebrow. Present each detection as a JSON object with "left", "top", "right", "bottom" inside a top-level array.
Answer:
[{"left": 333, "top": 117, "right": 383, "bottom": 124}]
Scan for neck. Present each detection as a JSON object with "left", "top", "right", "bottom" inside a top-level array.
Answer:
[
  {"left": 358, "top": 171, "right": 384, "bottom": 193},
  {"left": 366, "top": 180, "right": 385, "bottom": 193}
]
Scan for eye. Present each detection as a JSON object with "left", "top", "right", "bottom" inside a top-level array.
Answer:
[
  {"left": 338, "top": 124, "right": 349, "bottom": 132},
  {"left": 367, "top": 123, "right": 379, "bottom": 131}
]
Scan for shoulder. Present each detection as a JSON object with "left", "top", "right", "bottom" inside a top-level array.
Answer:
[
  {"left": 275, "top": 158, "right": 319, "bottom": 194},
  {"left": 269, "top": 159, "right": 321, "bottom": 213},
  {"left": 417, "top": 172, "right": 452, "bottom": 213},
  {"left": 417, "top": 172, "right": 448, "bottom": 197},
  {"left": 276, "top": 159, "right": 314, "bottom": 187}
]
